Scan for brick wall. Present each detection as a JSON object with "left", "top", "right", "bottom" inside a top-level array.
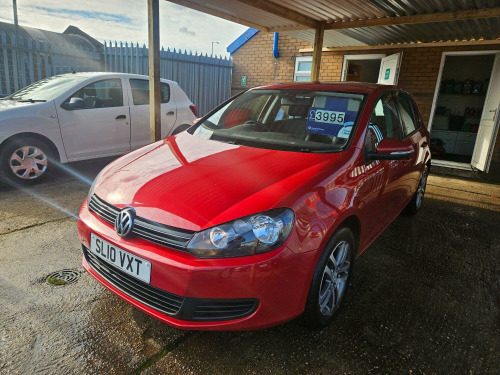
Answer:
[
  {"left": 231, "top": 32, "right": 500, "bottom": 168},
  {"left": 231, "top": 33, "right": 309, "bottom": 93}
]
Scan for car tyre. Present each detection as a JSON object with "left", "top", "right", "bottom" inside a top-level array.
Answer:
[
  {"left": 303, "top": 227, "right": 355, "bottom": 329},
  {"left": 404, "top": 165, "right": 428, "bottom": 215},
  {"left": 0, "top": 137, "right": 54, "bottom": 186}
]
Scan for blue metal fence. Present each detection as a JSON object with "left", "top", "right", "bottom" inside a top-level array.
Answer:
[
  {"left": 0, "top": 30, "right": 101, "bottom": 95},
  {"left": 0, "top": 31, "right": 232, "bottom": 116},
  {"left": 103, "top": 41, "right": 232, "bottom": 116}
]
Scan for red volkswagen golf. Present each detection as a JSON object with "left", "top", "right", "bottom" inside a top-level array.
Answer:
[{"left": 78, "top": 82, "right": 430, "bottom": 330}]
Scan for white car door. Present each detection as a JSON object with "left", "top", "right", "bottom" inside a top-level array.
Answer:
[
  {"left": 129, "top": 79, "right": 177, "bottom": 149},
  {"left": 56, "top": 78, "right": 131, "bottom": 160}
]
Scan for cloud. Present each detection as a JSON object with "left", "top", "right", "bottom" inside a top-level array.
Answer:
[
  {"left": 33, "top": 7, "right": 133, "bottom": 24},
  {"left": 179, "top": 26, "right": 195, "bottom": 37},
  {"left": 0, "top": 0, "right": 247, "bottom": 56}
]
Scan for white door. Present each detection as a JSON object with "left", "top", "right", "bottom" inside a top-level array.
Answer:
[
  {"left": 56, "top": 78, "right": 131, "bottom": 160},
  {"left": 471, "top": 53, "right": 500, "bottom": 172},
  {"left": 377, "top": 53, "right": 403, "bottom": 85},
  {"left": 128, "top": 79, "right": 177, "bottom": 149}
]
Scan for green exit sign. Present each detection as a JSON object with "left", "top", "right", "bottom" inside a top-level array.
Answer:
[{"left": 241, "top": 75, "right": 247, "bottom": 86}]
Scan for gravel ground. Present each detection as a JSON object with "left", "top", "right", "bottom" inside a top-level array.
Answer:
[{"left": 0, "top": 159, "right": 498, "bottom": 375}]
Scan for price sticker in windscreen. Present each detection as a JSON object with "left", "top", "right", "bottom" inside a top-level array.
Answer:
[
  {"left": 306, "top": 107, "right": 347, "bottom": 136},
  {"left": 310, "top": 109, "right": 345, "bottom": 125}
]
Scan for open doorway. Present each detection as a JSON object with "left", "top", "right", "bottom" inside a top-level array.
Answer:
[
  {"left": 342, "top": 54, "right": 385, "bottom": 83},
  {"left": 429, "top": 52, "right": 497, "bottom": 167}
]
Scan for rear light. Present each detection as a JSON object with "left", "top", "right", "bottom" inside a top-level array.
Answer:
[{"left": 189, "top": 105, "right": 197, "bottom": 117}]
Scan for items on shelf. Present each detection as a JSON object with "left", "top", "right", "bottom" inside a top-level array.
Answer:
[
  {"left": 464, "top": 107, "right": 483, "bottom": 117},
  {"left": 453, "top": 81, "right": 463, "bottom": 94},
  {"left": 440, "top": 79, "right": 488, "bottom": 95}
]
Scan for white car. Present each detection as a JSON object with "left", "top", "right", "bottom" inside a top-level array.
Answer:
[{"left": 0, "top": 72, "right": 197, "bottom": 184}]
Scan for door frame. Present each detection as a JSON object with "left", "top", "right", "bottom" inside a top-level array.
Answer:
[
  {"left": 341, "top": 54, "right": 386, "bottom": 81},
  {"left": 428, "top": 50, "right": 499, "bottom": 170}
]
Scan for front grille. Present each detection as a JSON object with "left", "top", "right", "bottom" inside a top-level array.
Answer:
[
  {"left": 83, "top": 246, "right": 184, "bottom": 315},
  {"left": 88, "top": 194, "right": 194, "bottom": 250},
  {"left": 84, "top": 245, "right": 260, "bottom": 322},
  {"left": 191, "top": 300, "right": 259, "bottom": 321}
]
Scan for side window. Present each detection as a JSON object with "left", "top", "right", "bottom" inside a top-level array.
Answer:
[
  {"left": 161, "top": 84, "right": 170, "bottom": 103},
  {"left": 369, "top": 92, "right": 401, "bottom": 140},
  {"left": 130, "top": 79, "right": 170, "bottom": 105},
  {"left": 66, "top": 79, "right": 123, "bottom": 109},
  {"left": 397, "top": 93, "right": 418, "bottom": 137}
]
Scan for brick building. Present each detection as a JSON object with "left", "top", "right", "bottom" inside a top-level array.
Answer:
[{"left": 228, "top": 30, "right": 500, "bottom": 175}]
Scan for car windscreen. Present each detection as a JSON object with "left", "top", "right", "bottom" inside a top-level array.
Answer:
[
  {"left": 9, "top": 75, "right": 89, "bottom": 102},
  {"left": 190, "top": 89, "right": 365, "bottom": 153}
]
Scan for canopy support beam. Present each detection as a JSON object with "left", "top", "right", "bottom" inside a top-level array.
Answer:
[
  {"left": 325, "top": 7, "right": 500, "bottom": 30},
  {"left": 310, "top": 22, "right": 325, "bottom": 82},
  {"left": 148, "top": 0, "right": 161, "bottom": 142},
  {"left": 234, "top": 0, "right": 318, "bottom": 29},
  {"left": 267, "top": 7, "right": 500, "bottom": 32}
]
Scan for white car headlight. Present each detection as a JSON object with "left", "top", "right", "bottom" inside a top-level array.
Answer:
[{"left": 187, "top": 208, "right": 294, "bottom": 258}]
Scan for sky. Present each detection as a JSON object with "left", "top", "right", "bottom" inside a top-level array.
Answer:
[{"left": 0, "top": 0, "right": 248, "bottom": 56}]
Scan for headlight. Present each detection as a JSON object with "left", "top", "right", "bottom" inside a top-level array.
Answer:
[
  {"left": 187, "top": 208, "right": 294, "bottom": 258},
  {"left": 87, "top": 169, "right": 105, "bottom": 202}
]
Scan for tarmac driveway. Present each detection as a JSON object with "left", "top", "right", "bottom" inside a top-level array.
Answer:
[{"left": 0, "top": 158, "right": 499, "bottom": 375}]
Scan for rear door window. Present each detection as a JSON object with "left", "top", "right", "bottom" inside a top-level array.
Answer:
[{"left": 130, "top": 79, "right": 170, "bottom": 105}]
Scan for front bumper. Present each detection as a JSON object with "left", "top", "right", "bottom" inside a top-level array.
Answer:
[{"left": 78, "top": 200, "right": 318, "bottom": 330}]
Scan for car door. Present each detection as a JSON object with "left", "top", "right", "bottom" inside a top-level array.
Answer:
[
  {"left": 359, "top": 92, "right": 406, "bottom": 240},
  {"left": 396, "top": 91, "right": 422, "bottom": 201},
  {"left": 128, "top": 79, "right": 177, "bottom": 149},
  {"left": 56, "top": 78, "right": 130, "bottom": 160}
]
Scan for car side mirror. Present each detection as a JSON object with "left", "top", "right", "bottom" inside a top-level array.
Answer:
[
  {"left": 366, "top": 138, "right": 414, "bottom": 161},
  {"left": 63, "top": 97, "right": 84, "bottom": 110}
]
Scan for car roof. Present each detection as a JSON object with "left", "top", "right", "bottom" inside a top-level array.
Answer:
[
  {"left": 53, "top": 72, "right": 178, "bottom": 84},
  {"left": 253, "top": 81, "right": 397, "bottom": 94}
]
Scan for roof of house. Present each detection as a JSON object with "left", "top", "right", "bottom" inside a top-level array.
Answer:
[
  {"left": 227, "top": 28, "right": 260, "bottom": 55},
  {"left": 63, "top": 26, "right": 103, "bottom": 50},
  {"left": 0, "top": 21, "right": 102, "bottom": 50}
]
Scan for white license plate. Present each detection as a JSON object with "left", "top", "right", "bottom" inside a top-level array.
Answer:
[{"left": 90, "top": 233, "right": 151, "bottom": 284}]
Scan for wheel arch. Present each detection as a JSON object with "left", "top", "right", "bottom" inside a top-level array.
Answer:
[
  {"left": 336, "top": 215, "right": 361, "bottom": 250},
  {"left": 0, "top": 132, "right": 61, "bottom": 162}
]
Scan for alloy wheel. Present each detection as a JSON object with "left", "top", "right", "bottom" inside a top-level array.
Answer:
[
  {"left": 318, "top": 241, "right": 351, "bottom": 316},
  {"left": 9, "top": 146, "right": 48, "bottom": 180}
]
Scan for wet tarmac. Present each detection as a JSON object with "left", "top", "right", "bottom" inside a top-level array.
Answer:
[{"left": 0, "top": 159, "right": 499, "bottom": 374}]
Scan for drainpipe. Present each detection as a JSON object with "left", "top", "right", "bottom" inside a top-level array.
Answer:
[{"left": 273, "top": 32, "right": 279, "bottom": 58}]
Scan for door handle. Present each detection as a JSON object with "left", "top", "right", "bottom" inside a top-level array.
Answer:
[
  {"left": 115, "top": 114, "right": 126, "bottom": 120},
  {"left": 166, "top": 111, "right": 175, "bottom": 116}
]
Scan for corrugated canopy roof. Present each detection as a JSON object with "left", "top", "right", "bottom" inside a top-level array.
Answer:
[{"left": 167, "top": 0, "right": 500, "bottom": 47}]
